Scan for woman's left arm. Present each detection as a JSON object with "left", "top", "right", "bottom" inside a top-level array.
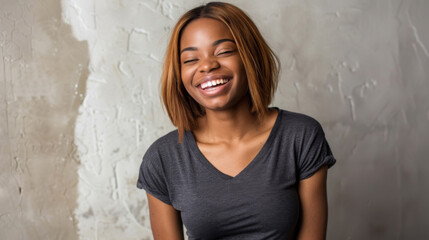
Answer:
[{"left": 296, "top": 165, "right": 328, "bottom": 240}]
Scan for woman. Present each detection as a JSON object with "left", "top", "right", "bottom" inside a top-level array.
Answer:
[{"left": 137, "top": 2, "right": 336, "bottom": 239}]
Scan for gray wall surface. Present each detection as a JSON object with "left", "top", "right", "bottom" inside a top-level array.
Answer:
[{"left": 1, "top": 0, "right": 428, "bottom": 239}]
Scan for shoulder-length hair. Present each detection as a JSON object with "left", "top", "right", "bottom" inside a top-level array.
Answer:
[{"left": 161, "top": 1, "right": 279, "bottom": 142}]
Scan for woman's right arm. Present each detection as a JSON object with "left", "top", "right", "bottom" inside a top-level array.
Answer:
[{"left": 147, "top": 193, "right": 184, "bottom": 240}]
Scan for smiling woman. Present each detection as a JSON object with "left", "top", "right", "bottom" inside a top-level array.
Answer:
[
  {"left": 180, "top": 18, "right": 248, "bottom": 113},
  {"left": 160, "top": 2, "right": 279, "bottom": 141},
  {"left": 137, "top": 2, "right": 336, "bottom": 240}
]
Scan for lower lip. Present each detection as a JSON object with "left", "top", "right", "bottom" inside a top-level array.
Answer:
[{"left": 199, "top": 80, "right": 231, "bottom": 96}]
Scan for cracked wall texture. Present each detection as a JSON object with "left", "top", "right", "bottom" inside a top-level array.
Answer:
[
  {"left": 1, "top": 0, "right": 428, "bottom": 239},
  {"left": 0, "top": 0, "right": 88, "bottom": 239}
]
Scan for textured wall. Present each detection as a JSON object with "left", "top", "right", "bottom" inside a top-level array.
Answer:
[
  {"left": 1, "top": 0, "right": 428, "bottom": 239},
  {"left": 0, "top": 0, "right": 88, "bottom": 239}
]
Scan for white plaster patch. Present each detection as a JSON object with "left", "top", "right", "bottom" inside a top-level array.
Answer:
[
  {"left": 128, "top": 28, "right": 150, "bottom": 54},
  {"left": 63, "top": 0, "right": 181, "bottom": 239}
]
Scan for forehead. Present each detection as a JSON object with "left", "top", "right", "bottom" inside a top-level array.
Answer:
[{"left": 180, "top": 18, "right": 234, "bottom": 48}]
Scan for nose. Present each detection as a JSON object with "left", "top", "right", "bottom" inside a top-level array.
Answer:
[{"left": 199, "top": 57, "right": 220, "bottom": 73}]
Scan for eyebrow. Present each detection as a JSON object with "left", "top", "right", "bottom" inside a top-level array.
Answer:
[{"left": 180, "top": 38, "right": 235, "bottom": 55}]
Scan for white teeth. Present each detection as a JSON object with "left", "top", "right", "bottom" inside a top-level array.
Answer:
[{"left": 201, "top": 78, "right": 229, "bottom": 90}]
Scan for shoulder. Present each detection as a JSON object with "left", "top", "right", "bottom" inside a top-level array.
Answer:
[
  {"left": 138, "top": 130, "right": 182, "bottom": 183},
  {"left": 277, "top": 108, "right": 324, "bottom": 133},
  {"left": 275, "top": 109, "right": 336, "bottom": 179},
  {"left": 143, "top": 129, "right": 182, "bottom": 160},
  {"left": 137, "top": 130, "right": 181, "bottom": 200}
]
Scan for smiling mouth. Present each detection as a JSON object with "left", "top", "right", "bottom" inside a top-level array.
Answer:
[{"left": 200, "top": 78, "right": 231, "bottom": 90}]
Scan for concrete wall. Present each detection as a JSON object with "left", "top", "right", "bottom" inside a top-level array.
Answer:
[
  {"left": 0, "top": 0, "right": 87, "bottom": 239},
  {"left": 1, "top": 0, "right": 428, "bottom": 239}
]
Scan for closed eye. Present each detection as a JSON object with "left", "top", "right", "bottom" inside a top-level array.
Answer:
[
  {"left": 217, "top": 50, "right": 235, "bottom": 56},
  {"left": 183, "top": 59, "right": 198, "bottom": 64}
]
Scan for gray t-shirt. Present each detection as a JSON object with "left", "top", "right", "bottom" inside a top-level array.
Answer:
[{"left": 137, "top": 109, "right": 336, "bottom": 239}]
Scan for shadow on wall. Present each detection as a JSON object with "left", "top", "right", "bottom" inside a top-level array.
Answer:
[{"left": 0, "top": 0, "right": 88, "bottom": 239}]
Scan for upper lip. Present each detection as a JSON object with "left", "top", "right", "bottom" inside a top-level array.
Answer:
[{"left": 195, "top": 75, "right": 232, "bottom": 87}]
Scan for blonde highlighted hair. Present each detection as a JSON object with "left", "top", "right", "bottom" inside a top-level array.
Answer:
[{"left": 161, "top": 2, "right": 279, "bottom": 142}]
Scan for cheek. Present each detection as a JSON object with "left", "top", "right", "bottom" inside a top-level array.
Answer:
[
  {"left": 181, "top": 66, "right": 195, "bottom": 85},
  {"left": 227, "top": 56, "right": 246, "bottom": 76},
  {"left": 180, "top": 69, "right": 197, "bottom": 97},
  {"left": 233, "top": 62, "right": 246, "bottom": 82}
]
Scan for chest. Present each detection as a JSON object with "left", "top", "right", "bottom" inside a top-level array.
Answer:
[
  {"left": 168, "top": 128, "right": 300, "bottom": 238},
  {"left": 173, "top": 177, "right": 300, "bottom": 239},
  {"left": 170, "top": 148, "right": 299, "bottom": 239},
  {"left": 196, "top": 132, "right": 271, "bottom": 178}
]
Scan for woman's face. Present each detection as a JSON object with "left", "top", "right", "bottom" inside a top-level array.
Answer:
[{"left": 179, "top": 18, "right": 248, "bottom": 112}]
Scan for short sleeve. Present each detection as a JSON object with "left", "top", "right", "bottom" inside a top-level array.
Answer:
[
  {"left": 137, "top": 148, "right": 172, "bottom": 205},
  {"left": 297, "top": 121, "right": 336, "bottom": 180}
]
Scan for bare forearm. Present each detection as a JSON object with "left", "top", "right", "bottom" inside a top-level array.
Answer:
[
  {"left": 147, "top": 193, "right": 185, "bottom": 240},
  {"left": 297, "top": 166, "right": 328, "bottom": 240}
]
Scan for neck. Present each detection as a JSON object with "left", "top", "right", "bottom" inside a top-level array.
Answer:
[{"left": 194, "top": 99, "right": 264, "bottom": 143}]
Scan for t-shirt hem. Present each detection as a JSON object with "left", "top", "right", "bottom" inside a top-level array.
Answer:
[
  {"left": 298, "top": 156, "right": 336, "bottom": 180},
  {"left": 137, "top": 181, "right": 172, "bottom": 205}
]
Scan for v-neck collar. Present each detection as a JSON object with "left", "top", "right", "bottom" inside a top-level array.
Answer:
[{"left": 184, "top": 108, "right": 282, "bottom": 181}]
